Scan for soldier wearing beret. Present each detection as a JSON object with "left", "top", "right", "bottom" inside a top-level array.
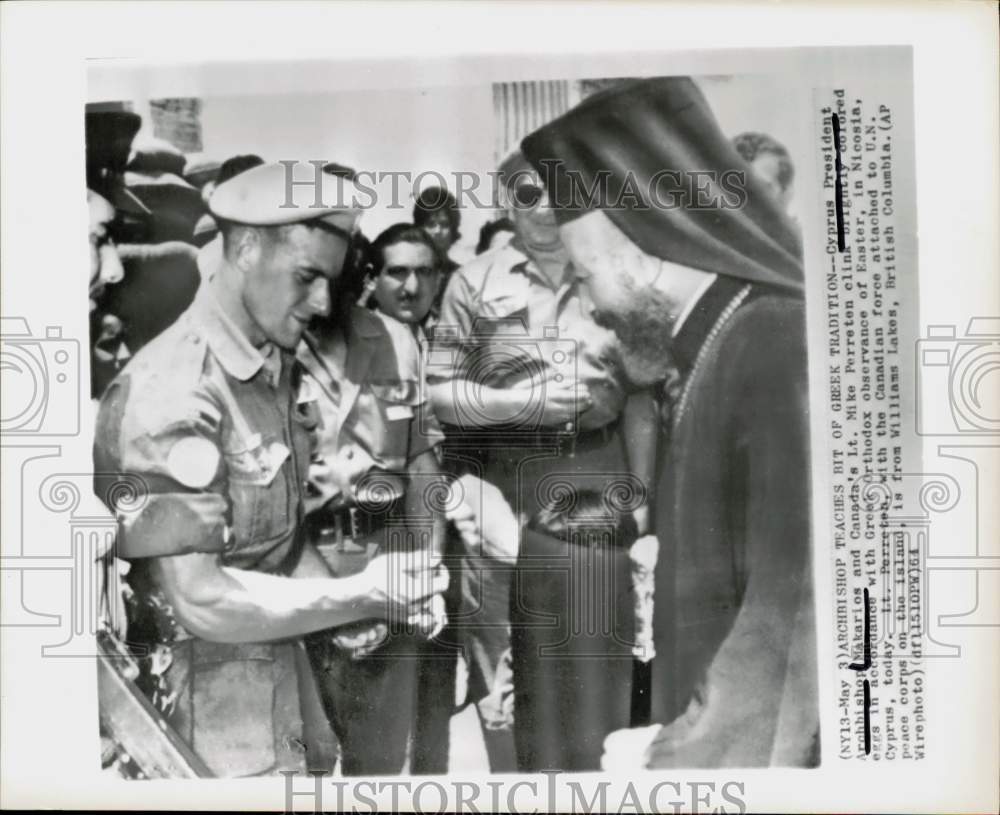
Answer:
[
  {"left": 93, "top": 162, "right": 447, "bottom": 777},
  {"left": 522, "top": 76, "right": 818, "bottom": 768}
]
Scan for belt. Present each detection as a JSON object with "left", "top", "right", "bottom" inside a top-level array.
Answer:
[
  {"left": 564, "top": 421, "right": 618, "bottom": 458},
  {"left": 306, "top": 500, "right": 399, "bottom": 549},
  {"left": 441, "top": 420, "right": 619, "bottom": 458}
]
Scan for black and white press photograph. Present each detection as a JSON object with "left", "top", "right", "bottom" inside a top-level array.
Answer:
[
  {"left": 86, "top": 67, "right": 818, "bottom": 779},
  {"left": 3, "top": 4, "right": 998, "bottom": 812}
]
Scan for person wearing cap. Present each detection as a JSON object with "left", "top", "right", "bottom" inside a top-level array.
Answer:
[
  {"left": 522, "top": 76, "right": 818, "bottom": 769},
  {"left": 93, "top": 162, "right": 447, "bottom": 778},
  {"left": 295, "top": 218, "right": 449, "bottom": 776},
  {"left": 423, "top": 149, "right": 658, "bottom": 772},
  {"left": 85, "top": 105, "right": 142, "bottom": 201},
  {"left": 124, "top": 137, "right": 206, "bottom": 244},
  {"left": 190, "top": 154, "right": 267, "bottom": 248},
  {"left": 183, "top": 152, "right": 222, "bottom": 196}
]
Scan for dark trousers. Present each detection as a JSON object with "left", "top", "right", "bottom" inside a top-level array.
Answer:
[
  {"left": 409, "top": 524, "right": 521, "bottom": 774},
  {"left": 510, "top": 528, "right": 636, "bottom": 772},
  {"left": 413, "top": 427, "right": 630, "bottom": 773},
  {"left": 307, "top": 632, "right": 426, "bottom": 776}
]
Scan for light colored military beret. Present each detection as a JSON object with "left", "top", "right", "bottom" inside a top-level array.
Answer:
[{"left": 208, "top": 161, "right": 362, "bottom": 234}]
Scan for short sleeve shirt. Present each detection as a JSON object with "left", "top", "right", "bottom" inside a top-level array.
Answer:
[
  {"left": 428, "top": 242, "right": 630, "bottom": 431},
  {"left": 297, "top": 307, "right": 445, "bottom": 515},
  {"left": 93, "top": 283, "right": 314, "bottom": 575}
]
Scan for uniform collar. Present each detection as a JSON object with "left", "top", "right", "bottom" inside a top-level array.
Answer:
[
  {"left": 508, "top": 241, "right": 574, "bottom": 292},
  {"left": 349, "top": 307, "right": 385, "bottom": 340},
  {"left": 191, "top": 282, "right": 271, "bottom": 382},
  {"left": 196, "top": 234, "right": 223, "bottom": 281},
  {"left": 299, "top": 306, "right": 384, "bottom": 369}
]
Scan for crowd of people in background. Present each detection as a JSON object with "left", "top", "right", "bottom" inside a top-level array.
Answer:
[{"left": 89, "top": 76, "right": 813, "bottom": 780}]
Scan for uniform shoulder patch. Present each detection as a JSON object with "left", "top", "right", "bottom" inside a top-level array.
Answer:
[{"left": 165, "top": 435, "right": 221, "bottom": 488}]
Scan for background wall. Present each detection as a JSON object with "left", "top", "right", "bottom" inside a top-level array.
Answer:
[{"left": 124, "top": 73, "right": 807, "bottom": 260}]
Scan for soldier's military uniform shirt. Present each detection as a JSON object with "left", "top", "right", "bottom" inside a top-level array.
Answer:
[
  {"left": 95, "top": 282, "right": 313, "bottom": 570},
  {"left": 93, "top": 281, "right": 324, "bottom": 777},
  {"left": 297, "top": 306, "right": 445, "bottom": 516},
  {"left": 428, "top": 241, "right": 629, "bottom": 432},
  {"left": 296, "top": 307, "right": 446, "bottom": 776}
]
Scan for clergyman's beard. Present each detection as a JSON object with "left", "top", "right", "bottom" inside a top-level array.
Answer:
[{"left": 593, "top": 286, "right": 677, "bottom": 386}]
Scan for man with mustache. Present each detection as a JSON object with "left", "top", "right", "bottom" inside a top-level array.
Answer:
[
  {"left": 367, "top": 222, "right": 443, "bottom": 334},
  {"left": 522, "top": 76, "right": 819, "bottom": 768}
]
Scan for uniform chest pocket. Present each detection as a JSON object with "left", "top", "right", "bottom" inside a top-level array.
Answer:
[
  {"left": 189, "top": 641, "right": 278, "bottom": 777},
  {"left": 224, "top": 435, "right": 295, "bottom": 551},
  {"left": 475, "top": 294, "right": 531, "bottom": 338},
  {"left": 368, "top": 381, "right": 420, "bottom": 462}
]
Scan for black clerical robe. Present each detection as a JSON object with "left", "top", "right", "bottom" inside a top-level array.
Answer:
[{"left": 648, "top": 278, "right": 819, "bottom": 768}]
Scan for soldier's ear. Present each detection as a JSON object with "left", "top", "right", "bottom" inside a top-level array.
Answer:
[{"left": 233, "top": 227, "right": 262, "bottom": 274}]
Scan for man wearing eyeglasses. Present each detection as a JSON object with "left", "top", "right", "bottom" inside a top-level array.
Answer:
[
  {"left": 367, "top": 223, "right": 443, "bottom": 336},
  {"left": 423, "top": 150, "right": 659, "bottom": 771}
]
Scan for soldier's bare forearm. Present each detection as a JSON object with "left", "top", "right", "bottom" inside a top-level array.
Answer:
[{"left": 152, "top": 552, "right": 378, "bottom": 643}]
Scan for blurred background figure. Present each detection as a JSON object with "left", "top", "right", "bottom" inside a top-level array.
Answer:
[
  {"left": 732, "top": 131, "right": 795, "bottom": 212},
  {"left": 189, "top": 153, "right": 265, "bottom": 247},
  {"left": 124, "top": 137, "right": 206, "bottom": 243},
  {"left": 413, "top": 186, "right": 461, "bottom": 263},
  {"left": 88, "top": 189, "right": 129, "bottom": 398},
  {"left": 89, "top": 311, "right": 132, "bottom": 398},
  {"left": 413, "top": 186, "right": 461, "bottom": 317},
  {"left": 102, "top": 242, "right": 200, "bottom": 353},
  {"left": 344, "top": 232, "right": 374, "bottom": 303},
  {"left": 88, "top": 190, "right": 125, "bottom": 312},
  {"left": 182, "top": 152, "right": 221, "bottom": 202},
  {"left": 85, "top": 106, "right": 142, "bottom": 203},
  {"left": 183, "top": 153, "right": 222, "bottom": 246},
  {"left": 85, "top": 105, "right": 145, "bottom": 399},
  {"left": 218, "top": 152, "right": 266, "bottom": 183},
  {"left": 84, "top": 106, "right": 209, "bottom": 399},
  {"left": 475, "top": 217, "right": 515, "bottom": 255}
]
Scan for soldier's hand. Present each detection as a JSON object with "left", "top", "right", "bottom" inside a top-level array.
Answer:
[
  {"left": 407, "top": 593, "right": 447, "bottom": 639},
  {"left": 360, "top": 552, "right": 449, "bottom": 619},
  {"left": 331, "top": 620, "right": 388, "bottom": 659}
]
